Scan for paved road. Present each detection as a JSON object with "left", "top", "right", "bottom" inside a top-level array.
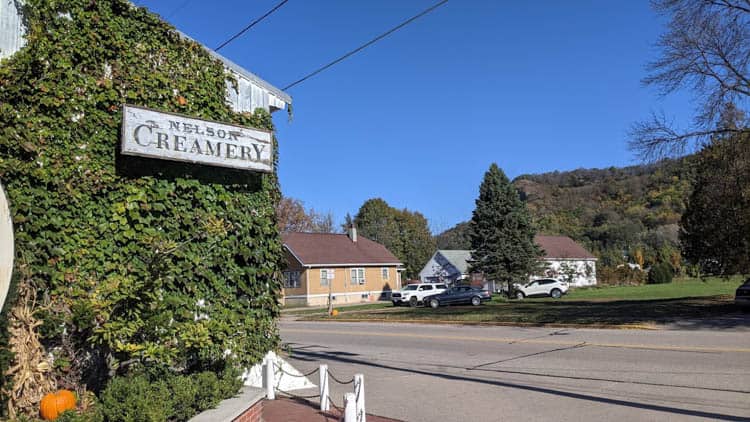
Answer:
[{"left": 280, "top": 320, "right": 750, "bottom": 422}]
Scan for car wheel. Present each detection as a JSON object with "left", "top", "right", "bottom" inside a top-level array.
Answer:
[
  {"left": 409, "top": 296, "right": 418, "bottom": 307},
  {"left": 516, "top": 291, "right": 525, "bottom": 300},
  {"left": 550, "top": 289, "right": 562, "bottom": 299},
  {"left": 392, "top": 301, "right": 399, "bottom": 307},
  {"left": 471, "top": 296, "right": 481, "bottom": 306},
  {"left": 430, "top": 299, "right": 440, "bottom": 309}
]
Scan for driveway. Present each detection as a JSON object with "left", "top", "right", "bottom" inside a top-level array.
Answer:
[{"left": 280, "top": 320, "right": 750, "bottom": 422}]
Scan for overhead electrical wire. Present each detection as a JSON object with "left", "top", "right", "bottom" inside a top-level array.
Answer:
[
  {"left": 282, "top": 0, "right": 449, "bottom": 91},
  {"left": 215, "top": 0, "right": 290, "bottom": 52},
  {"left": 167, "top": 0, "right": 193, "bottom": 19}
]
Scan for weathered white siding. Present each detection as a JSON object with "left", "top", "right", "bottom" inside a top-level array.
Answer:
[
  {"left": 419, "top": 254, "right": 442, "bottom": 282},
  {"left": 190, "top": 33, "right": 291, "bottom": 114},
  {"left": 0, "top": 3, "right": 291, "bottom": 113},
  {"left": 419, "top": 251, "right": 464, "bottom": 283},
  {"left": 539, "top": 259, "right": 597, "bottom": 287},
  {"left": 221, "top": 60, "right": 289, "bottom": 113},
  {"left": 0, "top": 0, "right": 26, "bottom": 60}
]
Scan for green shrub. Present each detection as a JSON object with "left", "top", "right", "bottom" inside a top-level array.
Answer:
[
  {"left": 648, "top": 263, "right": 674, "bottom": 284},
  {"left": 168, "top": 376, "right": 199, "bottom": 421},
  {"left": 196, "top": 369, "right": 243, "bottom": 409},
  {"left": 56, "top": 408, "right": 105, "bottom": 422},
  {"left": 99, "top": 369, "right": 241, "bottom": 422},
  {"left": 101, "top": 376, "right": 172, "bottom": 422},
  {"left": 598, "top": 266, "right": 647, "bottom": 286}
]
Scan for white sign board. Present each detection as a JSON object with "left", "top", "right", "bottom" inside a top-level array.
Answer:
[
  {"left": 121, "top": 105, "right": 273, "bottom": 172},
  {"left": 0, "top": 183, "right": 13, "bottom": 313}
]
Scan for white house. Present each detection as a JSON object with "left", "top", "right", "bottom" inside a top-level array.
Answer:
[
  {"left": 419, "top": 235, "right": 597, "bottom": 288},
  {"left": 419, "top": 250, "right": 473, "bottom": 284},
  {"left": 534, "top": 235, "right": 597, "bottom": 286}
]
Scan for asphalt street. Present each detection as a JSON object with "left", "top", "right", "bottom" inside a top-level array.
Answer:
[{"left": 280, "top": 319, "right": 750, "bottom": 422}]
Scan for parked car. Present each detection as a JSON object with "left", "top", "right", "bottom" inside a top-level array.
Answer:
[
  {"left": 514, "top": 278, "right": 568, "bottom": 299},
  {"left": 391, "top": 283, "right": 448, "bottom": 307},
  {"left": 423, "top": 285, "right": 491, "bottom": 308},
  {"left": 735, "top": 278, "right": 750, "bottom": 308}
]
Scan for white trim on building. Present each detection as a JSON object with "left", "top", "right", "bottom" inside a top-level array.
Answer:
[{"left": 1, "top": 1, "right": 291, "bottom": 113}]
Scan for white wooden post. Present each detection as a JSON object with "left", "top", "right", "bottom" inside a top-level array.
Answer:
[
  {"left": 319, "top": 364, "right": 329, "bottom": 411},
  {"left": 343, "top": 393, "right": 356, "bottom": 422},
  {"left": 354, "top": 373, "right": 366, "bottom": 422},
  {"left": 264, "top": 357, "right": 275, "bottom": 400},
  {"left": 0, "top": 184, "right": 13, "bottom": 314}
]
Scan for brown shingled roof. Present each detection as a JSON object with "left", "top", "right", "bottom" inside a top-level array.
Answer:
[
  {"left": 535, "top": 235, "right": 596, "bottom": 259},
  {"left": 282, "top": 232, "right": 402, "bottom": 266}
]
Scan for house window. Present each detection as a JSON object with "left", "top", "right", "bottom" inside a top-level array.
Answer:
[
  {"left": 351, "top": 268, "right": 365, "bottom": 285},
  {"left": 283, "top": 271, "right": 300, "bottom": 288},
  {"left": 381, "top": 268, "right": 389, "bottom": 280},
  {"left": 320, "top": 269, "right": 332, "bottom": 287}
]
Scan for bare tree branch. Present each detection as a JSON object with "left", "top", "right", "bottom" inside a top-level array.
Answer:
[
  {"left": 708, "top": 0, "right": 750, "bottom": 15},
  {"left": 276, "top": 196, "right": 336, "bottom": 233},
  {"left": 629, "top": 111, "right": 746, "bottom": 161},
  {"left": 632, "top": 0, "right": 750, "bottom": 159}
]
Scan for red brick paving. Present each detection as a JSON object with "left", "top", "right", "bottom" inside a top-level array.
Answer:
[
  {"left": 262, "top": 397, "right": 403, "bottom": 422},
  {"left": 233, "top": 399, "right": 263, "bottom": 422}
]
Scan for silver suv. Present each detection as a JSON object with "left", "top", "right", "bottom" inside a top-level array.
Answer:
[{"left": 391, "top": 283, "right": 448, "bottom": 306}]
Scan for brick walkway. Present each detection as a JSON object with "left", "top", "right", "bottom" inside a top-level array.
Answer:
[{"left": 262, "top": 397, "right": 402, "bottom": 422}]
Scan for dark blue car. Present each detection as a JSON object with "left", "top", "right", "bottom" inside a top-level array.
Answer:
[{"left": 423, "top": 285, "right": 492, "bottom": 308}]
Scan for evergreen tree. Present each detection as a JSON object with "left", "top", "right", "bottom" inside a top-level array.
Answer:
[
  {"left": 680, "top": 131, "right": 750, "bottom": 275},
  {"left": 469, "top": 164, "right": 543, "bottom": 295}
]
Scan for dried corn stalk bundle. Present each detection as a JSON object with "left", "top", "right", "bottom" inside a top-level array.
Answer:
[{"left": 3, "top": 283, "right": 56, "bottom": 418}]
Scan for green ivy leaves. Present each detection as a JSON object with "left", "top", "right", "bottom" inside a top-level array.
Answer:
[{"left": 0, "top": 0, "right": 284, "bottom": 397}]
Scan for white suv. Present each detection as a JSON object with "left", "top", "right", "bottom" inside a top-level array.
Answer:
[
  {"left": 391, "top": 283, "right": 448, "bottom": 306},
  {"left": 514, "top": 278, "right": 569, "bottom": 299}
]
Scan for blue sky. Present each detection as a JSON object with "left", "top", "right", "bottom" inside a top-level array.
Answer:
[{"left": 137, "top": 0, "right": 694, "bottom": 233}]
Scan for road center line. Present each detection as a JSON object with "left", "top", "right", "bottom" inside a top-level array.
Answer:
[{"left": 282, "top": 328, "right": 750, "bottom": 354}]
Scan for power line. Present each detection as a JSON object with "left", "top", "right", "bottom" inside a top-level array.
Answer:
[
  {"left": 215, "top": 0, "right": 290, "bottom": 52},
  {"left": 282, "top": 0, "right": 449, "bottom": 91},
  {"left": 167, "top": 0, "right": 193, "bottom": 19}
]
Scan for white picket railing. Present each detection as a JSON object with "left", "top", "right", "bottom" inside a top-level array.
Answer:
[{"left": 263, "top": 358, "right": 366, "bottom": 422}]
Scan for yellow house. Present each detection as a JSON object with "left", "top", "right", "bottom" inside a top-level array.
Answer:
[{"left": 281, "top": 229, "right": 403, "bottom": 307}]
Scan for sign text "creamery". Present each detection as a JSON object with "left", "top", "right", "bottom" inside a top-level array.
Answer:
[{"left": 121, "top": 105, "right": 273, "bottom": 172}]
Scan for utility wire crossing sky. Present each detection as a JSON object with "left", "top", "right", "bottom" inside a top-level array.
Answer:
[
  {"left": 137, "top": 0, "right": 694, "bottom": 231},
  {"left": 215, "top": 0, "right": 290, "bottom": 52},
  {"left": 282, "top": 0, "right": 449, "bottom": 90}
]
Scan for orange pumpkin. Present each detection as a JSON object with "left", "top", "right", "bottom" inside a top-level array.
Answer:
[
  {"left": 331, "top": 309, "right": 339, "bottom": 317},
  {"left": 40, "top": 390, "right": 77, "bottom": 420}
]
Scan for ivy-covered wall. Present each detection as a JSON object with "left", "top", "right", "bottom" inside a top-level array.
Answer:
[{"left": 0, "top": 0, "right": 283, "bottom": 414}]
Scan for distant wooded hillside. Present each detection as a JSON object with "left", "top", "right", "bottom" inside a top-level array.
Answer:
[{"left": 436, "top": 158, "right": 696, "bottom": 270}]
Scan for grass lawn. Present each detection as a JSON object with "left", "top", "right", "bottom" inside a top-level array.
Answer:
[
  {"left": 295, "top": 276, "right": 746, "bottom": 326},
  {"left": 283, "top": 302, "right": 391, "bottom": 316},
  {"left": 563, "top": 276, "right": 742, "bottom": 300}
]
